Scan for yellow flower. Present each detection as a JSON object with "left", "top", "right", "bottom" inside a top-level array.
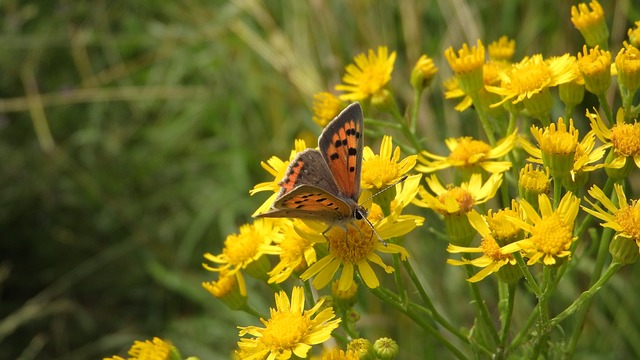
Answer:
[
  {"left": 265, "top": 220, "right": 319, "bottom": 284},
  {"left": 501, "top": 192, "right": 581, "bottom": 266},
  {"left": 104, "top": 337, "right": 178, "bottom": 360},
  {"left": 487, "top": 54, "right": 576, "bottom": 115},
  {"left": 570, "top": 0, "right": 609, "bottom": 49},
  {"left": 411, "top": 54, "right": 439, "bottom": 91},
  {"left": 447, "top": 210, "right": 518, "bottom": 282},
  {"left": 518, "top": 164, "right": 550, "bottom": 208},
  {"left": 315, "top": 348, "right": 359, "bottom": 360},
  {"left": 576, "top": 45, "right": 611, "bottom": 95},
  {"left": 203, "top": 219, "right": 284, "bottom": 296},
  {"left": 298, "top": 199, "right": 414, "bottom": 291},
  {"left": 629, "top": 21, "right": 640, "bottom": 47},
  {"left": 202, "top": 270, "right": 247, "bottom": 310},
  {"left": 486, "top": 200, "right": 525, "bottom": 245},
  {"left": 444, "top": 40, "right": 486, "bottom": 95},
  {"left": 335, "top": 46, "right": 396, "bottom": 101},
  {"left": 583, "top": 184, "right": 640, "bottom": 255},
  {"left": 361, "top": 135, "right": 417, "bottom": 190},
  {"left": 615, "top": 42, "right": 640, "bottom": 92},
  {"left": 312, "top": 92, "right": 343, "bottom": 127},
  {"left": 488, "top": 36, "right": 516, "bottom": 62},
  {"left": 236, "top": 287, "right": 341, "bottom": 360},
  {"left": 523, "top": 117, "right": 603, "bottom": 182},
  {"left": 414, "top": 173, "right": 502, "bottom": 246},
  {"left": 414, "top": 173, "right": 503, "bottom": 216},
  {"left": 588, "top": 108, "right": 640, "bottom": 170},
  {"left": 416, "top": 131, "right": 517, "bottom": 175},
  {"left": 251, "top": 140, "right": 308, "bottom": 215},
  {"left": 443, "top": 61, "right": 506, "bottom": 113}
]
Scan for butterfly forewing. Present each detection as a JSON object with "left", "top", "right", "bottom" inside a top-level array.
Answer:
[
  {"left": 276, "top": 149, "right": 340, "bottom": 197},
  {"left": 318, "top": 103, "right": 364, "bottom": 201}
]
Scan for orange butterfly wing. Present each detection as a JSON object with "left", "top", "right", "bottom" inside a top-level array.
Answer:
[{"left": 318, "top": 103, "right": 364, "bottom": 201}]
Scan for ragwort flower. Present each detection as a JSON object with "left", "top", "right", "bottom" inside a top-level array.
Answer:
[
  {"left": 501, "top": 192, "right": 581, "bottom": 266},
  {"left": 251, "top": 140, "right": 308, "bottom": 215},
  {"left": 264, "top": 220, "right": 319, "bottom": 284},
  {"left": 583, "top": 184, "right": 640, "bottom": 263},
  {"left": 335, "top": 46, "right": 396, "bottom": 101},
  {"left": 588, "top": 108, "right": 640, "bottom": 173},
  {"left": 104, "top": 337, "right": 179, "bottom": 360},
  {"left": 203, "top": 219, "right": 284, "bottom": 296},
  {"left": 236, "top": 286, "right": 341, "bottom": 360},
  {"left": 416, "top": 131, "right": 517, "bottom": 175},
  {"left": 570, "top": 0, "right": 609, "bottom": 49},
  {"left": 361, "top": 135, "right": 417, "bottom": 190},
  {"left": 447, "top": 209, "right": 520, "bottom": 283},
  {"left": 312, "top": 92, "right": 343, "bottom": 127}
]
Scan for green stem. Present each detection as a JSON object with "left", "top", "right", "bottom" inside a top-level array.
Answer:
[
  {"left": 471, "top": 94, "right": 496, "bottom": 145},
  {"left": 411, "top": 88, "right": 422, "bottom": 134},
  {"left": 513, "top": 252, "right": 542, "bottom": 297},
  {"left": 241, "top": 303, "right": 267, "bottom": 319},
  {"left": 565, "top": 225, "right": 615, "bottom": 357},
  {"left": 549, "top": 262, "right": 621, "bottom": 328},
  {"left": 369, "top": 286, "right": 470, "bottom": 360},
  {"left": 402, "top": 260, "right": 465, "bottom": 341},
  {"left": 497, "top": 284, "right": 516, "bottom": 359},
  {"left": 596, "top": 92, "right": 613, "bottom": 126},
  {"left": 508, "top": 308, "right": 538, "bottom": 351},
  {"left": 465, "top": 265, "right": 501, "bottom": 345},
  {"left": 529, "top": 266, "right": 552, "bottom": 359}
]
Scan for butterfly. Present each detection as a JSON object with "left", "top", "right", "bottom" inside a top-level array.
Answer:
[{"left": 256, "top": 102, "right": 368, "bottom": 229}]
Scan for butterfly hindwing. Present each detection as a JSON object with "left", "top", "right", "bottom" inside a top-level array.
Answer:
[
  {"left": 257, "top": 185, "right": 353, "bottom": 220},
  {"left": 318, "top": 102, "right": 364, "bottom": 201}
]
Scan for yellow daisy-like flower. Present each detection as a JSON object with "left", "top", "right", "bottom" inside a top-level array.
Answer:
[
  {"left": 522, "top": 127, "right": 606, "bottom": 186},
  {"left": 570, "top": 0, "right": 609, "bottom": 49},
  {"left": 312, "top": 92, "right": 343, "bottom": 127},
  {"left": 486, "top": 54, "right": 576, "bottom": 114},
  {"left": 314, "top": 348, "right": 359, "bottom": 360},
  {"left": 298, "top": 198, "right": 415, "bottom": 291},
  {"left": 410, "top": 54, "right": 439, "bottom": 91},
  {"left": 361, "top": 135, "right": 417, "bottom": 190},
  {"left": 203, "top": 219, "right": 284, "bottom": 296},
  {"left": 335, "top": 46, "right": 396, "bottom": 101},
  {"left": 443, "top": 61, "right": 506, "bottom": 113},
  {"left": 416, "top": 131, "right": 517, "bottom": 175},
  {"left": 629, "top": 21, "right": 640, "bottom": 47},
  {"left": 251, "top": 140, "right": 308, "bottom": 215},
  {"left": 414, "top": 173, "right": 503, "bottom": 215},
  {"left": 615, "top": 42, "right": 640, "bottom": 92},
  {"left": 236, "top": 286, "right": 341, "bottom": 360},
  {"left": 583, "top": 184, "right": 640, "bottom": 248},
  {"left": 414, "top": 173, "right": 502, "bottom": 246},
  {"left": 501, "top": 192, "right": 580, "bottom": 266},
  {"left": 518, "top": 164, "right": 551, "bottom": 208},
  {"left": 588, "top": 108, "right": 640, "bottom": 169},
  {"left": 444, "top": 40, "right": 486, "bottom": 95},
  {"left": 264, "top": 220, "right": 319, "bottom": 284},
  {"left": 488, "top": 36, "right": 516, "bottom": 62},
  {"left": 486, "top": 199, "right": 525, "bottom": 245},
  {"left": 576, "top": 45, "right": 611, "bottom": 95},
  {"left": 104, "top": 337, "right": 178, "bottom": 360},
  {"left": 447, "top": 210, "right": 518, "bottom": 282},
  {"left": 202, "top": 270, "right": 247, "bottom": 310}
]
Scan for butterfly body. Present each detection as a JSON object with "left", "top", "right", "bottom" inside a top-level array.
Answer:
[{"left": 256, "top": 102, "right": 366, "bottom": 224}]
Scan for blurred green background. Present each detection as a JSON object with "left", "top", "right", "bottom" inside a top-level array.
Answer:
[{"left": 2, "top": 1, "right": 639, "bottom": 359}]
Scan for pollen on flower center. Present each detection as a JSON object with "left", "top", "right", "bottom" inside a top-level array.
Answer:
[
  {"left": 438, "top": 187, "right": 475, "bottom": 214},
  {"left": 487, "top": 209, "right": 521, "bottom": 243},
  {"left": 362, "top": 156, "right": 398, "bottom": 185},
  {"left": 615, "top": 201, "right": 640, "bottom": 241},
  {"left": 327, "top": 224, "right": 376, "bottom": 263},
  {"left": 531, "top": 215, "right": 573, "bottom": 254},
  {"left": 481, "top": 236, "right": 510, "bottom": 261},
  {"left": 611, "top": 122, "right": 640, "bottom": 156},
  {"left": 261, "top": 311, "right": 311, "bottom": 349},
  {"left": 449, "top": 138, "right": 492, "bottom": 165},
  {"left": 538, "top": 129, "right": 578, "bottom": 154},
  {"left": 510, "top": 62, "right": 552, "bottom": 93},
  {"left": 224, "top": 229, "right": 261, "bottom": 265}
]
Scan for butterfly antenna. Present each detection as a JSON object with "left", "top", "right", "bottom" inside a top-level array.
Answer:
[{"left": 360, "top": 175, "right": 409, "bottom": 206}]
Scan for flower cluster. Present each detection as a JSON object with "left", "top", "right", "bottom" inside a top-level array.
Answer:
[{"left": 107, "top": 2, "right": 640, "bottom": 359}]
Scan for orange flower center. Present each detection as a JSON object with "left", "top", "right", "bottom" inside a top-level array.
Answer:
[{"left": 611, "top": 122, "right": 640, "bottom": 157}]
